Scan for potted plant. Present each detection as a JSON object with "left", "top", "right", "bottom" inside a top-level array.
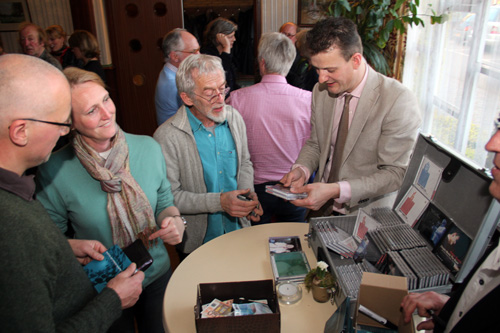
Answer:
[
  {"left": 304, "top": 261, "right": 337, "bottom": 303},
  {"left": 324, "top": 0, "right": 444, "bottom": 76}
]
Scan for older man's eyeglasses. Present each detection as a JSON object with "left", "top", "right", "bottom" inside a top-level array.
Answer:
[
  {"left": 19, "top": 118, "right": 71, "bottom": 135},
  {"left": 175, "top": 48, "right": 201, "bottom": 54},
  {"left": 193, "top": 87, "right": 230, "bottom": 104},
  {"left": 495, "top": 116, "right": 500, "bottom": 129},
  {"left": 282, "top": 32, "right": 296, "bottom": 38}
]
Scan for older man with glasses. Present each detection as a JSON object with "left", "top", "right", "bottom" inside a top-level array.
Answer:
[
  {"left": 155, "top": 28, "right": 200, "bottom": 126},
  {"left": 154, "top": 54, "right": 263, "bottom": 260}
]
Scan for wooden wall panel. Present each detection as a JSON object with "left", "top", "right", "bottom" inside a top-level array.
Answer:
[{"left": 105, "top": 0, "right": 183, "bottom": 136}]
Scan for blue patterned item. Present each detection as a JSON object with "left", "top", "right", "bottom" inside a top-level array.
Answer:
[{"left": 83, "top": 245, "right": 132, "bottom": 293}]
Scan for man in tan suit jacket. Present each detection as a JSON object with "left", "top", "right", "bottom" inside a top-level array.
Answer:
[{"left": 281, "top": 17, "right": 421, "bottom": 215}]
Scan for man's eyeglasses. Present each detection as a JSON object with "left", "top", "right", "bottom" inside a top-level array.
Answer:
[
  {"left": 175, "top": 48, "right": 201, "bottom": 54},
  {"left": 20, "top": 118, "right": 71, "bottom": 135},
  {"left": 193, "top": 87, "right": 230, "bottom": 104},
  {"left": 282, "top": 32, "right": 296, "bottom": 38},
  {"left": 495, "top": 116, "right": 500, "bottom": 129}
]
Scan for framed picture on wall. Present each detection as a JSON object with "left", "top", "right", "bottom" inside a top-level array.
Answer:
[
  {"left": 298, "top": 0, "right": 330, "bottom": 27},
  {"left": 0, "top": 0, "right": 30, "bottom": 31}
]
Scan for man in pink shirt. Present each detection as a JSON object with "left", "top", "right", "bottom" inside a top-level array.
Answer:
[{"left": 227, "top": 32, "right": 312, "bottom": 224}]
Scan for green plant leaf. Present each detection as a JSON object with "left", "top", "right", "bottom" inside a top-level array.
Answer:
[{"left": 394, "top": 0, "right": 405, "bottom": 11}]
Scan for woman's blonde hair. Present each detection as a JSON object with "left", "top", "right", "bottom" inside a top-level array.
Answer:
[{"left": 63, "top": 67, "right": 105, "bottom": 89}]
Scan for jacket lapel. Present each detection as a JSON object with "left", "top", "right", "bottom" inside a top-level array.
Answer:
[{"left": 342, "top": 67, "right": 380, "bottom": 165}]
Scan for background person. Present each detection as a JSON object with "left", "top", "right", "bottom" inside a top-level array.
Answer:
[
  {"left": 154, "top": 54, "right": 262, "bottom": 260},
  {"left": 69, "top": 30, "right": 106, "bottom": 83},
  {"left": 201, "top": 17, "right": 240, "bottom": 96},
  {"left": 46, "top": 24, "right": 81, "bottom": 69},
  {"left": 18, "top": 22, "right": 62, "bottom": 70},
  {"left": 155, "top": 28, "right": 200, "bottom": 125},
  {"left": 0, "top": 54, "right": 143, "bottom": 332},
  {"left": 227, "top": 32, "right": 311, "bottom": 224},
  {"left": 36, "top": 68, "right": 184, "bottom": 333}
]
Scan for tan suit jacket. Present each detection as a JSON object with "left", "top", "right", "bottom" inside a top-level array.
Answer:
[{"left": 296, "top": 66, "right": 421, "bottom": 212}]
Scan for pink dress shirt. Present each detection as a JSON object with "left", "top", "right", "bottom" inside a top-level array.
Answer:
[{"left": 227, "top": 74, "right": 312, "bottom": 184}]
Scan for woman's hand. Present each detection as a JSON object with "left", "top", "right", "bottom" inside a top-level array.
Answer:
[
  {"left": 216, "top": 33, "right": 231, "bottom": 54},
  {"left": 151, "top": 216, "right": 184, "bottom": 245}
]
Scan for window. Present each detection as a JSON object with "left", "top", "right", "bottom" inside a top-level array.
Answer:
[{"left": 403, "top": 0, "right": 500, "bottom": 169}]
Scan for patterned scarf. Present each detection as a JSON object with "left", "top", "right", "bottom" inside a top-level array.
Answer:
[{"left": 72, "top": 127, "right": 158, "bottom": 248}]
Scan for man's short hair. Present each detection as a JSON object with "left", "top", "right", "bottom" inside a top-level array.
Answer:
[
  {"left": 18, "top": 22, "right": 48, "bottom": 50},
  {"left": 161, "top": 28, "right": 186, "bottom": 61},
  {"left": 176, "top": 54, "right": 224, "bottom": 96},
  {"left": 68, "top": 30, "right": 100, "bottom": 59},
  {"left": 258, "top": 32, "right": 296, "bottom": 76},
  {"left": 306, "top": 17, "right": 363, "bottom": 61}
]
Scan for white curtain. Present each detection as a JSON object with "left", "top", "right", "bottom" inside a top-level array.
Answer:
[{"left": 403, "top": 0, "right": 500, "bottom": 168}]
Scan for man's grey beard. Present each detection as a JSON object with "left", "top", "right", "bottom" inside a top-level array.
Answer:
[{"left": 206, "top": 106, "right": 226, "bottom": 123}]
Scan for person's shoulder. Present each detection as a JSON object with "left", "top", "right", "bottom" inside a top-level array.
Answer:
[
  {"left": 286, "top": 84, "right": 312, "bottom": 98},
  {"left": 125, "top": 132, "right": 158, "bottom": 148},
  {"left": 39, "top": 144, "right": 75, "bottom": 168},
  {"left": 156, "top": 108, "right": 184, "bottom": 131}
]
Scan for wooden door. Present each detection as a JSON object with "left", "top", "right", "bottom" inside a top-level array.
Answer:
[{"left": 105, "top": 0, "right": 183, "bottom": 136}]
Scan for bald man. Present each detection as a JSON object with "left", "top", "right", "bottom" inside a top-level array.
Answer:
[
  {"left": 279, "top": 22, "right": 298, "bottom": 44},
  {"left": 155, "top": 28, "right": 200, "bottom": 125},
  {"left": 0, "top": 54, "right": 144, "bottom": 331}
]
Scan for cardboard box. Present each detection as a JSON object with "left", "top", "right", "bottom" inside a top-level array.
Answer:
[
  {"left": 355, "top": 272, "right": 414, "bottom": 333},
  {"left": 195, "top": 280, "right": 280, "bottom": 333}
]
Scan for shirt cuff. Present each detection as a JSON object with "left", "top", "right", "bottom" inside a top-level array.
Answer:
[
  {"left": 291, "top": 164, "right": 311, "bottom": 183},
  {"left": 335, "top": 181, "right": 351, "bottom": 204}
]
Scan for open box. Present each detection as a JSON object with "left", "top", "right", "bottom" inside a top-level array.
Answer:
[
  {"left": 194, "top": 280, "right": 280, "bottom": 333},
  {"left": 355, "top": 272, "right": 414, "bottom": 333},
  {"left": 307, "top": 134, "right": 500, "bottom": 328}
]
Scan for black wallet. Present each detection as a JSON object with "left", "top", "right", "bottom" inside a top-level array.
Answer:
[{"left": 123, "top": 239, "right": 154, "bottom": 272}]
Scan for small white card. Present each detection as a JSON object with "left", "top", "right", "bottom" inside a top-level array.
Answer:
[
  {"left": 396, "top": 185, "right": 429, "bottom": 227},
  {"left": 414, "top": 156, "right": 443, "bottom": 199},
  {"left": 353, "top": 209, "right": 381, "bottom": 243}
]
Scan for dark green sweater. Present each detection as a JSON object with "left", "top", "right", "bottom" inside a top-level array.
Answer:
[{"left": 0, "top": 189, "right": 122, "bottom": 332}]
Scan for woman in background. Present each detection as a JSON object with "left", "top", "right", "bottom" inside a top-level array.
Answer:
[
  {"left": 202, "top": 17, "right": 240, "bottom": 96},
  {"left": 36, "top": 68, "right": 184, "bottom": 333},
  {"left": 46, "top": 25, "right": 81, "bottom": 68},
  {"left": 69, "top": 30, "right": 106, "bottom": 82}
]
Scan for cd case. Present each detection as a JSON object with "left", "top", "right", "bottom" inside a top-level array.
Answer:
[
  {"left": 83, "top": 239, "right": 153, "bottom": 292},
  {"left": 268, "top": 236, "right": 302, "bottom": 254},
  {"left": 265, "top": 184, "right": 307, "bottom": 200},
  {"left": 270, "top": 251, "right": 311, "bottom": 283}
]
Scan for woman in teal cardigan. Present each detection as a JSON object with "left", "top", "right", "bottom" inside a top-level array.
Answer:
[{"left": 36, "top": 67, "right": 185, "bottom": 333}]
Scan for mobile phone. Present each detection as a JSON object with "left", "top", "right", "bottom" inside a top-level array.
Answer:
[
  {"left": 237, "top": 193, "right": 258, "bottom": 217},
  {"left": 237, "top": 194, "right": 251, "bottom": 201}
]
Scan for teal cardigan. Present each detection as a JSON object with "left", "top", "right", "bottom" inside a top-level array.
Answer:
[{"left": 36, "top": 133, "right": 174, "bottom": 287}]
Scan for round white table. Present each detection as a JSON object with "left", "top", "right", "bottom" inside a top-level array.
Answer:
[{"left": 163, "top": 222, "right": 337, "bottom": 332}]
